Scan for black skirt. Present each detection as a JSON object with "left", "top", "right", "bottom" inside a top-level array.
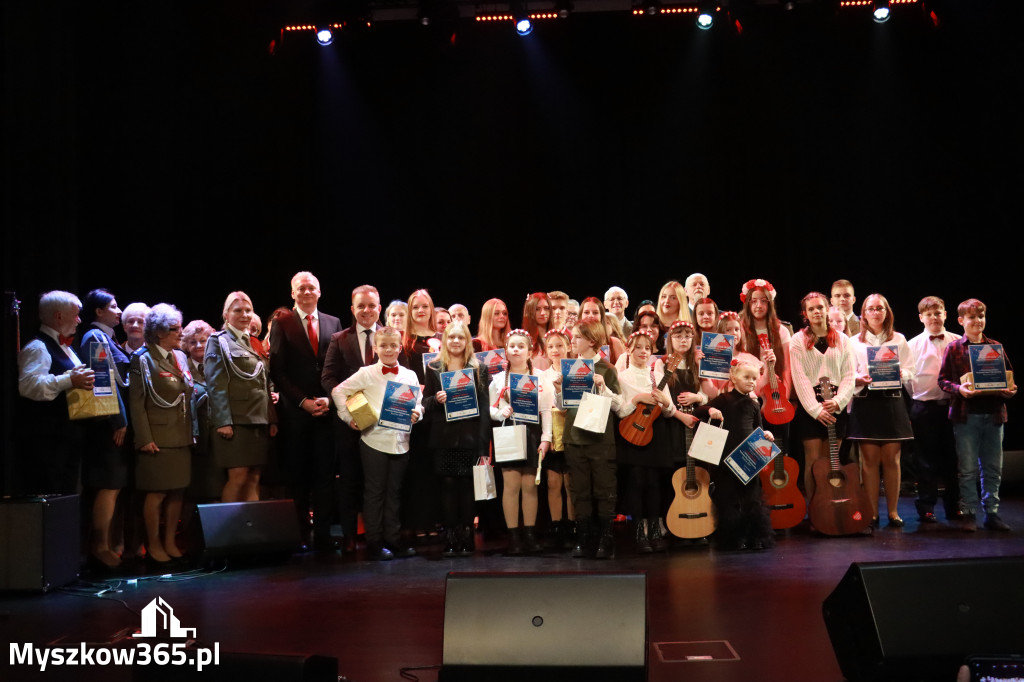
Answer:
[
  {"left": 847, "top": 389, "right": 913, "bottom": 441},
  {"left": 795, "top": 405, "right": 849, "bottom": 442}
]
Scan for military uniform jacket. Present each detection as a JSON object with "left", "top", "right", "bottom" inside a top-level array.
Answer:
[
  {"left": 129, "top": 344, "right": 195, "bottom": 449},
  {"left": 205, "top": 329, "right": 277, "bottom": 428}
]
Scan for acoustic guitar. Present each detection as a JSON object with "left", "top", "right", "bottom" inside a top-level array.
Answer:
[
  {"left": 759, "top": 450, "right": 806, "bottom": 530},
  {"left": 618, "top": 353, "right": 682, "bottom": 446},
  {"left": 667, "top": 455, "right": 716, "bottom": 539},
  {"left": 807, "top": 376, "right": 872, "bottom": 536},
  {"left": 757, "top": 333, "right": 795, "bottom": 425}
]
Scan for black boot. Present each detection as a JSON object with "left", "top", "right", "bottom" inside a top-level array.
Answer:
[
  {"left": 545, "top": 521, "right": 561, "bottom": 549},
  {"left": 635, "top": 519, "right": 652, "bottom": 554},
  {"left": 523, "top": 526, "right": 542, "bottom": 554},
  {"left": 562, "top": 520, "right": 577, "bottom": 550},
  {"left": 648, "top": 517, "right": 668, "bottom": 552},
  {"left": 458, "top": 525, "right": 475, "bottom": 557},
  {"left": 506, "top": 527, "right": 524, "bottom": 555},
  {"left": 595, "top": 519, "right": 616, "bottom": 560},
  {"left": 442, "top": 527, "right": 458, "bottom": 557},
  {"left": 572, "top": 519, "right": 591, "bottom": 558}
]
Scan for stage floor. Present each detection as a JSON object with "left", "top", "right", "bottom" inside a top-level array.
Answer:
[{"left": 3, "top": 493, "right": 1023, "bottom": 682}]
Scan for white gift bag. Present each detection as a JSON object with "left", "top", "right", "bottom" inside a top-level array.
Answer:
[
  {"left": 688, "top": 418, "right": 728, "bottom": 465},
  {"left": 575, "top": 390, "right": 612, "bottom": 434},
  {"left": 493, "top": 422, "right": 528, "bottom": 463},
  {"left": 473, "top": 457, "right": 497, "bottom": 501}
]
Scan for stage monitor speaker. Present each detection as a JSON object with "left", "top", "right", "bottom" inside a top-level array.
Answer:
[
  {"left": 0, "top": 495, "right": 79, "bottom": 592},
  {"left": 439, "top": 572, "right": 647, "bottom": 682},
  {"left": 195, "top": 500, "right": 301, "bottom": 561},
  {"left": 135, "top": 652, "right": 337, "bottom": 681},
  {"left": 823, "top": 557, "right": 1024, "bottom": 682}
]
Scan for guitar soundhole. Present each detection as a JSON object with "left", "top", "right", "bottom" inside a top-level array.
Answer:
[
  {"left": 827, "top": 471, "right": 846, "bottom": 489},
  {"left": 771, "top": 472, "right": 788, "bottom": 488},
  {"left": 684, "top": 482, "right": 700, "bottom": 496}
]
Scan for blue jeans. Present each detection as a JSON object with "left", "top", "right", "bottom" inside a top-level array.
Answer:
[{"left": 953, "top": 414, "right": 1003, "bottom": 514}]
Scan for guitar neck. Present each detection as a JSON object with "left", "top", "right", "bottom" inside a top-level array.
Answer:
[{"left": 827, "top": 423, "right": 839, "bottom": 470}]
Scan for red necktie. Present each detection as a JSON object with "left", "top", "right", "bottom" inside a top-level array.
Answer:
[
  {"left": 306, "top": 314, "right": 318, "bottom": 352},
  {"left": 363, "top": 329, "right": 374, "bottom": 365},
  {"left": 59, "top": 334, "right": 74, "bottom": 347},
  {"left": 382, "top": 366, "right": 399, "bottom": 375}
]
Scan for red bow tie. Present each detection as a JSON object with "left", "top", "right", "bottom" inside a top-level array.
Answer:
[
  {"left": 59, "top": 334, "right": 75, "bottom": 347},
  {"left": 382, "top": 366, "right": 399, "bottom": 375},
  {"left": 929, "top": 335, "right": 944, "bottom": 341}
]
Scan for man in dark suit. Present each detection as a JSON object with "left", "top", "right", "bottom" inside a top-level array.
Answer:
[
  {"left": 322, "top": 284, "right": 383, "bottom": 552},
  {"left": 269, "top": 271, "right": 343, "bottom": 551}
]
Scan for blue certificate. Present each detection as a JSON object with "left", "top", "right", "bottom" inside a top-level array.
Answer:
[
  {"left": 441, "top": 368, "right": 479, "bottom": 422},
  {"left": 723, "top": 427, "right": 781, "bottom": 486},
  {"left": 866, "top": 345, "right": 901, "bottom": 389},
  {"left": 699, "top": 333, "right": 735, "bottom": 380},
  {"left": 561, "top": 358, "right": 594, "bottom": 409},
  {"left": 422, "top": 352, "right": 439, "bottom": 373},
  {"left": 510, "top": 373, "right": 540, "bottom": 424},
  {"left": 90, "top": 343, "right": 114, "bottom": 397},
  {"left": 475, "top": 349, "right": 506, "bottom": 381},
  {"left": 379, "top": 381, "right": 421, "bottom": 433},
  {"left": 969, "top": 344, "right": 1008, "bottom": 390}
]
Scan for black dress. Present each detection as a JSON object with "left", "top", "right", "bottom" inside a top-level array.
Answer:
[{"left": 694, "top": 390, "right": 774, "bottom": 550}]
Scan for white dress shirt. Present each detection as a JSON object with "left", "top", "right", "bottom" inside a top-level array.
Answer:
[
  {"left": 849, "top": 330, "right": 916, "bottom": 395},
  {"left": 907, "top": 328, "right": 960, "bottom": 402},
  {"left": 17, "top": 325, "right": 83, "bottom": 402},
  {"left": 333, "top": 361, "right": 423, "bottom": 454}
]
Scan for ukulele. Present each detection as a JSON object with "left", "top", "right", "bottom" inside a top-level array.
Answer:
[
  {"left": 618, "top": 353, "right": 683, "bottom": 446},
  {"left": 807, "top": 376, "right": 872, "bottom": 536},
  {"left": 667, "top": 455, "right": 716, "bottom": 539},
  {"left": 757, "top": 333, "right": 795, "bottom": 425},
  {"left": 759, "top": 448, "right": 806, "bottom": 530}
]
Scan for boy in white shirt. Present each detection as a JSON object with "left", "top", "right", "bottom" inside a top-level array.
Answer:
[
  {"left": 333, "top": 327, "right": 423, "bottom": 560},
  {"left": 907, "top": 296, "right": 961, "bottom": 524}
]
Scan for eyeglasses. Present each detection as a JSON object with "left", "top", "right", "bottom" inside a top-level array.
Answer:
[{"left": 865, "top": 306, "right": 886, "bottom": 314}]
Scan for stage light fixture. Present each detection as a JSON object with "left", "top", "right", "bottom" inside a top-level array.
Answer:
[
  {"left": 873, "top": 0, "right": 891, "bottom": 22},
  {"left": 512, "top": 1, "right": 532, "bottom": 34},
  {"left": 315, "top": 26, "right": 333, "bottom": 45},
  {"left": 555, "top": 0, "right": 573, "bottom": 18},
  {"left": 516, "top": 17, "right": 533, "bottom": 34},
  {"left": 696, "top": 3, "right": 715, "bottom": 29}
]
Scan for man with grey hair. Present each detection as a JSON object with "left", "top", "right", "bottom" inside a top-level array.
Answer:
[
  {"left": 17, "top": 290, "right": 95, "bottom": 493},
  {"left": 685, "top": 273, "right": 710, "bottom": 315},
  {"left": 604, "top": 286, "right": 631, "bottom": 336}
]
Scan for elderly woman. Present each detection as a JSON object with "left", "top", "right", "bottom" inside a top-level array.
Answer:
[
  {"left": 128, "top": 303, "right": 193, "bottom": 566},
  {"left": 181, "top": 319, "right": 221, "bottom": 500},
  {"left": 121, "top": 302, "right": 149, "bottom": 354},
  {"left": 205, "top": 291, "right": 277, "bottom": 503},
  {"left": 78, "top": 289, "right": 131, "bottom": 569}
]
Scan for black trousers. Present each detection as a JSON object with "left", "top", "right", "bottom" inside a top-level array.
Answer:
[
  {"left": 566, "top": 443, "right": 617, "bottom": 520},
  {"left": 360, "top": 442, "right": 409, "bottom": 546},
  {"left": 280, "top": 407, "right": 335, "bottom": 539},
  {"left": 909, "top": 399, "right": 959, "bottom": 517}
]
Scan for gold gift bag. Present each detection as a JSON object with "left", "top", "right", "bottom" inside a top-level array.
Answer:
[
  {"left": 346, "top": 391, "right": 379, "bottom": 430},
  {"left": 551, "top": 409, "right": 566, "bottom": 452},
  {"left": 67, "top": 387, "right": 120, "bottom": 420}
]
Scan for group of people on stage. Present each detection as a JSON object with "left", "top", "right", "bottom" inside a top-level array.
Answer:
[{"left": 15, "top": 272, "right": 1016, "bottom": 569}]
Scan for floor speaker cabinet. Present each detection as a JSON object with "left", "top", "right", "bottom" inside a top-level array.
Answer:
[
  {"left": 0, "top": 495, "right": 79, "bottom": 592},
  {"left": 823, "top": 557, "right": 1024, "bottom": 682},
  {"left": 195, "top": 499, "right": 301, "bottom": 561},
  {"left": 439, "top": 572, "right": 647, "bottom": 682},
  {"left": 134, "top": 652, "right": 337, "bottom": 681}
]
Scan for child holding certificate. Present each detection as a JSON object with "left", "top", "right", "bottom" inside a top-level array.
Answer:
[
  {"left": 539, "top": 329, "right": 576, "bottom": 549},
  {"left": 692, "top": 353, "right": 776, "bottom": 551},
  {"left": 332, "top": 327, "right": 423, "bottom": 561},
  {"left": 489, "top": 329, "right": 551, "bottom": 554},
  {"left": 563, "top": 321, "right": 625, "bottom": 559},
  {"left": 938, "top": 298, "right": 1017, "bottom": 532},
  {"left": 422, "top": 322, "right": 491, "bottom": 557},
  {"left": 616, "top": 332, "right": 676, "bottom": 553},
  {"left": 847, "top": 293, "right": 915, "bottom": 528}
]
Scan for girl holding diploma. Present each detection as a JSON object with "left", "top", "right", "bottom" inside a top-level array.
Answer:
[
  {"left": 616, "top": 331, "right": 676, "bottom": 553},
  {"left": 562, "top": 321, "right": 625, "bottom": 559},
  {"left": 847, "top": 293, "right": 915, "bottom": 528},
  {"left": 422, "top": 322, "right": 491, "bottom": 557},
  {"left": 539, "top": 329, "right": 576, "bottom": 549},
  {"left": 489, "top": 329, "right": 551, "bottom": 554}
]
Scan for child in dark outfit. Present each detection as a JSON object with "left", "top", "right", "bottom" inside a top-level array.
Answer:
[{"left": 694, "top": 353, "right": 776, "bottom": 551}]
